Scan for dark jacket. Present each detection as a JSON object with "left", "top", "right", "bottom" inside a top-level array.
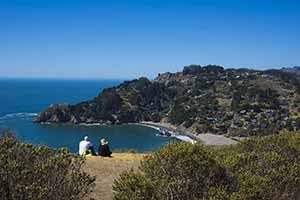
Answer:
[{"left": 98, "top": 144, "right": 112, "bottom": 157}]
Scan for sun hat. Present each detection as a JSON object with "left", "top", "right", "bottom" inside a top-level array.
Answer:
[{"left": 101, "top": 138, "right": 108, "bottom": 145}]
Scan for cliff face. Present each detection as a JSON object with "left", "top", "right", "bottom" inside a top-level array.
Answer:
[{"left": 35, "top": 65, "right": 300, "bottom": 137}]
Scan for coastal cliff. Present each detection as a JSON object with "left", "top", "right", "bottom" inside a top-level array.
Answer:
[{"left": 35, "top": 65, "right": 300, "bottom": 137}]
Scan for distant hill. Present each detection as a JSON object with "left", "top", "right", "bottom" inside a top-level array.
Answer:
[
  {"left": 35, "top": 65, "right": 300, "bottom": 137},
  {"left": 281, "top": 66, "right": 300, "bottom": 74}
]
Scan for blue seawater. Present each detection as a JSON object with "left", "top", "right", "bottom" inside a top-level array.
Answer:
[{"left": 0, "top": 78, "right": 172, "bottom": 152}]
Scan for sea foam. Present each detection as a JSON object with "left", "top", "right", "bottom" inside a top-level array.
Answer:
[{"left": 0, "top": 113, "right": 38, "bottom": 121}]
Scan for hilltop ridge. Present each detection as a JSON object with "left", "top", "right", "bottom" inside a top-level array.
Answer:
[{"left": 35, "top": 65, "right": 300, "bottom": 137}]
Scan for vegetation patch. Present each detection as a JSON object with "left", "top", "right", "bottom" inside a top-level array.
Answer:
[
  {"left": 0, "top": 130, "right": 95, "bottom": 200},
  {"left": 113, "top": 132, "right": 300, "bottom": 200}
]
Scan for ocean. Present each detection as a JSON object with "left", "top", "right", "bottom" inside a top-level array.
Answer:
[{"left": 0, "top": 78, "right": 172, "bottom": 152}]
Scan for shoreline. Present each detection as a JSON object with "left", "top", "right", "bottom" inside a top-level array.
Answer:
[
  {"left": 136, "top": 122, "right": 197, "bottom": 143},
  {"left": 137, "top": 121, "right": 238, "bottom": 146},
  {"left": 39, "top": 120, "right": 239, "bottom": 146},
  {"left": 41, "top": 120, "right": 198, "bottom": 143},
  {"left": 134, "top": 122, "right": 197, "bottom": 144}
]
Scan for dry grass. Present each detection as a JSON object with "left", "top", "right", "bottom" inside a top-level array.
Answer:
[{"left": 84, "top": 153, "right": 146, "bottom": 200}]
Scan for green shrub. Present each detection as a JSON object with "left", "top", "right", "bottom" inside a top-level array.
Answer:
[
  {"left": 113, "top": 170, "right": 157, "bottom": 200},
  {"left": 0, "top": 131, "right": 95, "bottom": 200},
  {"left": 114, "top": 132, "right": 300, "bottom": 200},
  {"left": 210, "top": 131, "right": 300, "bottom": 199},
  {"left": 113, "top": 142, "right": 233, "bottom": 200}
]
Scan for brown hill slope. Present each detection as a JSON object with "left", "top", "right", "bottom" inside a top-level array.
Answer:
[{"left": 84, "top": 153, "right": 145, "bottom": 200}]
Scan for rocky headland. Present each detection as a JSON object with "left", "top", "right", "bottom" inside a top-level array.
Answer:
[{"left": 35, "top": 65, "right": 300, "bottom": 137}]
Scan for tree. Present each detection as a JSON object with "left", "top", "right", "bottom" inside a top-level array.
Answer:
[
  {"left": 169, "top": 104, "right": 191, "bottom": 125},
  {"left": 0, "top": 131, "right": 95, "bottom": 200}
]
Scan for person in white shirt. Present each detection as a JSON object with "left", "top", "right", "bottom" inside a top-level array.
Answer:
[{"left": 79, "top": 136, "right": 95, "bottom": 155}]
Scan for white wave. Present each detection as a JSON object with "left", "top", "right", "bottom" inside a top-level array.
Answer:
[
  {"left": 79, "top": 123, "right": 102, "bottom": 126},
  {"left": 137, "top": 123, "right": 196, "bottom": 143},
  {"left": 41, "top": 122, "right": 52, "bottom": 125},
  {"left": 136, "top": 124, "right": 160, "bottom": 131},
  {"left": 172, "top": 135, "right": 197, "bottom": 144},
  {"left": 0, "top": 113, "right": 38, "bottom": 121}
]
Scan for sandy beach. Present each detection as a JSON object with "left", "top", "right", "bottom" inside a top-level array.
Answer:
[{"left": 138, "top": 121, "right": 238, "bottom": 146}]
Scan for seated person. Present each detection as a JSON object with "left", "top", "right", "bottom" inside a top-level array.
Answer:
[
  {"left": 98, "top": 138, "right": 112, "bottom": 157},
  {"left": 79, "top": 136, "right": 95, "bottom": 156}
]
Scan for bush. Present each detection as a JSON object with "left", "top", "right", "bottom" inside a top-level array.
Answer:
[
  {"left": 114, "top": 132, "right": 300, "bottom": 200},
  {"left": 0, "top": 131, "right": 95, "bottom": 200},
  {"left": 113, "top": 142, "right": 233, "bottom": 200},
  {"left": 113, "top": 170, "right": 157, "bottom": 200},
  {"left": 210, "top": 131, "right": 300, "bottom": 199}
]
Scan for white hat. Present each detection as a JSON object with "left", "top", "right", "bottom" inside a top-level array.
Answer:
[
  {"left": 101, "top": 138, "right": 108, "bottom": 145},
  {"left": 84, "top": 136, "right": 89, "bottom": 141}
]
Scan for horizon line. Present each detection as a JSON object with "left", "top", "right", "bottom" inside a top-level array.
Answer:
[
  {"left": 0, "top": 65, "right": 297, "bottom": 80},
  {"left": 0, "top": 76, "right": 133, "bottom": 81}
]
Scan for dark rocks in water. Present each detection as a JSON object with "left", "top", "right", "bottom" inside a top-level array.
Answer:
[{"left": 35, "top": 64, "right": 300, "bottom": 137}]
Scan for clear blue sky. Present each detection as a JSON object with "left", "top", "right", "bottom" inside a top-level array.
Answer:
[{"left": 0, "top": 0, "right": 299, "bottom": 79}]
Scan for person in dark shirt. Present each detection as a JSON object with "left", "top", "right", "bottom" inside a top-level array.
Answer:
[{"left": 98, "top": 138, "right": 112, "bottom": 157}]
